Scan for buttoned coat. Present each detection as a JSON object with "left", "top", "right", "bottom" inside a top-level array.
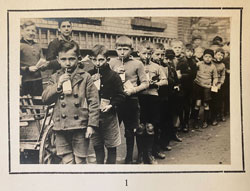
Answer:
[{"left": 42, "top": 66, "right": 100, "bottom": 131}]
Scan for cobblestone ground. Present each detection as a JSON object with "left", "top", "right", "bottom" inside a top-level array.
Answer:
[{"left": 88, "top": 116, "right": 230, "bottom": 165}]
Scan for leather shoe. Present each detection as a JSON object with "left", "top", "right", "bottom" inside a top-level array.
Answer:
[
  {"left": 124, "top": 158, "right": 133, "bottom": 164},
  {"left": 172, "top": 134, "right": 182, "bottom": 142},
  {"left": 153, "top": 151, "right": 166, "bottom": 159},
  {"left": 164, "top": 146, "right": 172, "bottom": 151},
  {"left": 212, "top": 120, "right": 218, "bottom": 126},
  {"left": 136, "top": 153, "right": 143, "bottom": 164},
  {"left": 145, "top": 154, "right": 158, "bottom": 164},
  {"left": 182, "top": 125, "right": 189, "bottom": 133},
  {"left": 202, "top": 122, "right": 208, "bottom": 129}
]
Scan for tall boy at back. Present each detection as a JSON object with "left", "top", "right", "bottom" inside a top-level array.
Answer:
[
  {"left": 109, "top": 36, "right": 149, "bottom": 164},
  {"left": 42, "top": 41, "right": 99, "bottom": 164}
]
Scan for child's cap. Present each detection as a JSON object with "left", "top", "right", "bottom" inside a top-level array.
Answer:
[
  {"left": 215, "top": 47, "right": 225, "bottom": 55},
  {"left": 115, "top": 35, "right": 133, "bottom": 49},
  {"left": 213, "top": 36, "right": 223, "bottom": 43},
  {"left": 203, "top": 49, "right": 214, "bottom": 57},
  {"left": 185, "top": 44, "right": 194, "bottom": 51},
  {"left": 165, "top": 49, "right": 175, "bottom": 59}
]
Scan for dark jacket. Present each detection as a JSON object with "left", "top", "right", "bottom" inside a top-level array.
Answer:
[
  {"left": 42, "top": 66, "right": 100, "bottom": 130},
  {"left": 88, "top": 64, "right": 126, "bottom": 109},
  {"left": 20, "top": 38, "right": 43, "bottom": 82}
]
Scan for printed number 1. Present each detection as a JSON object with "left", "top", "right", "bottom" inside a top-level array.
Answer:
[{"left": 125, "top": 179, "right": 128, "bottom": 186}]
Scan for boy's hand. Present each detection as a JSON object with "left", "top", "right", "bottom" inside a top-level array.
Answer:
[
  {"left": 85, "top": 126, "right": 95, "bottom": 138},
  {"left": 36, "top": 58, "right": 48, "bottom": 69},
  {"left": 91, "top": 73, "right": 100, "bottom": 81},
  {"left": 124, "top": 88, "right": 136, "bottom": 96},
  {"left": 101, "top": 104, "right": 112, "bottom": 113},
  {"left": 58, "top": 73, "right": 71, "bottom": 87},
  {"left": 29, "top": 65, "right": 38, "bottom": 72}
]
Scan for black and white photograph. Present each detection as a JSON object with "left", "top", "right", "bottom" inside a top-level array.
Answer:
[
  {"left": 2, "top": 1, "right": 250, "bottom": 190},
  {"left": 18, "top": 16, "right": 231, "bottom": 166}
]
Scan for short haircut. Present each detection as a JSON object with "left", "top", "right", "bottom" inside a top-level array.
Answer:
[
  {"left": 90, "top": 44, "right": 109, "bottom": 58},
  {"left": 58, "top": 41, "right": 80, "bottom": 56},
  {"left": 153, "top": 43, "right": 165, "bottom": 50},
  {"left": 21, "top": 20, "right": 36, "bottom": 29},
  {"left": 215, "top": 48, "right": 225, "bottom": 55},
  {"left": 115, "top": 35, "right": 133, "bottom": 48},
  {"left": 194, "top": 46, "right": 204, "bottom": 52},
  {"left": 185, "top": 44, "right": 194, "bottom": 52},
  {"left": 137, "top": 40, "right": 153, "bottom": 52},
  {"left": 170, "top": 39, "right": 183, "bottom": 47},
  {"left": 58, "top": 20, "right": 72, "bottom": 28},
  {"left": 192, "top": 35, "right": 202, "bottom": 42}
]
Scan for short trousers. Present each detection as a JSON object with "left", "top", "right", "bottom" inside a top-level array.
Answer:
[
  {"left": 193, "top": 82, "right": 211, "bottom": 102},
  {"left": 91, "top": 111, "right": 121, "bottom": 148},
  {"left": 55, "top": 129, "right": 89, "bottom": 158}
]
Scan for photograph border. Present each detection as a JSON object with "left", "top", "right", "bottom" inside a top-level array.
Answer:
[{"left": 7, "top": 7, "right": 244, "bottom": 174}]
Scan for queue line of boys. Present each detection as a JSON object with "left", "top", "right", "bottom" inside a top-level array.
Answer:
[{"left": 20, "top": 20, "right": 230, "bottom": 164}]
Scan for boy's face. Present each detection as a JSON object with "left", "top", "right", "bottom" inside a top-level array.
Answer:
[
  {"left": 138, "top": 47, "right": 152, "bottom": 64},
  {"left": 116, "top": 46, "right": 132, "bottom": 60},
  {"left": 91, "top": 54, "right": 107, "bottom": 68},
  {"left": 59, "top": 21, "right": 72, "bottom": 37},
  {"left": 22, "top": 25, "right": 36, "bottom": 41},
  {"left": 193, "top": 39, "right": 202, "bottom": 47},
  {"left": 163, "top": 57, "right": 174, "bottom": 65},
  {"left": 151, "top": 49, "right": 164, "bottom": 64},
  {"left": 203, "top": 54, "right": 213, "bottom": 64},
  {"left": 194, "top": 48, "right": 204, "bottom": 59},
  {"left": 185, "top": 49, "right": 194, "bottom": 58},
  {"left": 214, "top": 52, "right": 224, "bottom": 62},
  {"left": 57, "top": 49, "right": 78, "bottom": 73},
  {"left": 172, "top": 43, "right": 182, "bottom": 56}
]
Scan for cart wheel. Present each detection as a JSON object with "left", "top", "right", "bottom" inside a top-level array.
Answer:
[{"left": 39, "top": 124, "right": 61, "bottom": 164}]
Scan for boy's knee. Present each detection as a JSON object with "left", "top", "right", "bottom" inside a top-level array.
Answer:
[
  {"left": 61, "top": 153, "right": 75, "bottom": 164},
  {"left": 204, "top": 103, "right": 209, "bottom": 110},
  {"left": 145, "top": 123, "right": 154, "bottom": 135},
  {"left": 195, "top": 100, "right": 201, "bottom": 109}
]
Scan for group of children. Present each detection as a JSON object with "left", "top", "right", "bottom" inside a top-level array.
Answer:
[{"left": 20, "top": 19, "right": 230, "bottom": 165}]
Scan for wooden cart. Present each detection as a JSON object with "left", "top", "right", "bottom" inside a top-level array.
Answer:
[{"left": 20, "top": 95, "right": 61, "bottom": 164}]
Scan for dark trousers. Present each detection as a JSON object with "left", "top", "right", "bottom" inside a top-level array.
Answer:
[
  {"left": 211, "top": 87, "right": 225, "bottom": 120},
  {"left": 117, "top": 97, "right": 140, "bottom": 162},
  {"left": 181, "top": 89, "right": 193, "bottom": 126},
  {"left": 138, "top": 94, "right": 161, "bottom": 153}
]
